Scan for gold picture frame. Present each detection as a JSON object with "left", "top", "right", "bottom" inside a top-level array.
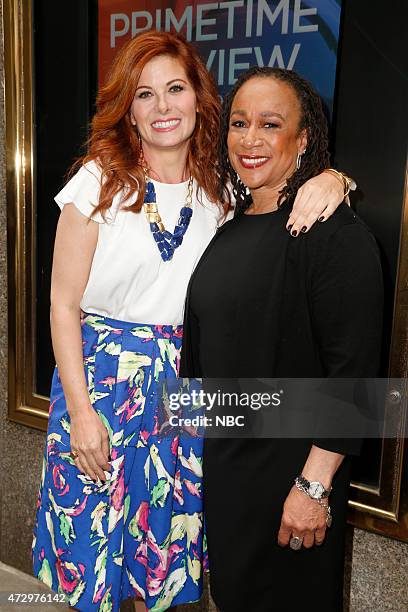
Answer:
[
  {"left": 5, "top": 0, "right": 49, "bottom": 429},
  {"left": 4, "top": 0, "right": 408, "bottom": 540},
  {"left": 348, "top": 165, "right": 408, "bottom": 540}
]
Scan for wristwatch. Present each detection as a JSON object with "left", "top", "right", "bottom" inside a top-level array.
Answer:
[{"left": 295, "top": 475, "right": 331, "bottom": 500}]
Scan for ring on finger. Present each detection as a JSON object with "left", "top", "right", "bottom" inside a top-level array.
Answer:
[{"left": 289, "top": 535, "right": 303, "bottom": 551}]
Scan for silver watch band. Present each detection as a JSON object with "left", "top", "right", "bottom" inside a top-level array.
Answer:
[{"left": 294, "top": 475, "right": 331, "bottom": 499}]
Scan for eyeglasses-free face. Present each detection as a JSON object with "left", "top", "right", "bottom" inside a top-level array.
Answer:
[
  {"left": 227, "top": 77, "right": 307, "bottom": 198},
  {"left": 130, "top": 54, "right": 198, "bottom": 158}
]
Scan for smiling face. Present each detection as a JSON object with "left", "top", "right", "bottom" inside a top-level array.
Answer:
[
  {"left": 227, "top": 77, "right": 307, "bottom": 196},
  {"left": 130, "top": 54, "right": 197, "bottom": 155}
]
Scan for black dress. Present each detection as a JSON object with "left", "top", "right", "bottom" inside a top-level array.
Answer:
[{"left": 180, "top": 202, "right": 383, "bottom": 612}]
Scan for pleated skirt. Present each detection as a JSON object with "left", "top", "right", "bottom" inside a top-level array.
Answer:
[{"left": 32, "top": 313, "right": 206, "bottom": 612}]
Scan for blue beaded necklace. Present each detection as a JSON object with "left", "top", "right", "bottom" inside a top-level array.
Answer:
[{"left": 143, "top": 175, "right": 194, "bottom": 262}]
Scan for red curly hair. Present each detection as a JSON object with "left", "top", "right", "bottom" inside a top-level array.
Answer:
[{"left": 76, "top": 31, "right": 222, "bottom": 217}]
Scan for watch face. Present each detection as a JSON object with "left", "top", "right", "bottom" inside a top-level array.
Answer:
[{"left": 309, "top": 482, "right": 324, "bottom": 499}]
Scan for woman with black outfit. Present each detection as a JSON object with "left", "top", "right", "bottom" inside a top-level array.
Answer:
[{"left": 180, "top": 67, "right": 383, "bottom": 611}]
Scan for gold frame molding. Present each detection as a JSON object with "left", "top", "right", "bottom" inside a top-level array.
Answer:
[
  {"left": 4, "top": 0, "right": 408, "bottom": 540},
  {"left": 5, "top": 0, "right": 49, "bottom": 429},
  {"left": 348, "top": 164, "right": 408, "bottom": 540}
]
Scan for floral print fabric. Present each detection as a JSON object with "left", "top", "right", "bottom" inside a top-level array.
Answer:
[{"left": 32, "top": 314, "right": 206, "bottom": 611}]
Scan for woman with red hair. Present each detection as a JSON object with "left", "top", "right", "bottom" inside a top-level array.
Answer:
[{"left": 32, "top": 31, "right": 348, "bottom": 611}]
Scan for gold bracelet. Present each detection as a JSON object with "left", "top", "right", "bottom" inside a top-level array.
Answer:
[{"left": 324, "top": 168, "right": 357, "bottom": 206}]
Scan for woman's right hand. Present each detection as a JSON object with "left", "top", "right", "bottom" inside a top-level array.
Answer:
[{"left": 70, "top": 406, "right": 111, "bottom": 482}]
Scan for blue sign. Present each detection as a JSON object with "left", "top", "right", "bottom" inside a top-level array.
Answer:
[
  {"left": 104, "top": 1, "right": 342, "bottom": 117},
  {"left": 193, "top": 0, "right": 343, "bottom": 116}
]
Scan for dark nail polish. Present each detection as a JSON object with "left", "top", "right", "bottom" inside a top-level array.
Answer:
[
  {"left": 287, "top": 224, "right": 293, "bottom": 232},
  {"left": 301, "top": 226, "right": 307, "bottom": 233},
  {"left": 291, "top": 229, "right": 298, "bottom": 237},
  {"left": 318, "top": 216, "right": 325, "bottom": 222}
]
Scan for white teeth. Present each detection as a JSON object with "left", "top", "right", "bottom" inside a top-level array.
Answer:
[
  {"left": 242, "top": 157, "right": 268, "bottom": 165},
  {"left": 152, "top": 119, "right": 179, "bottom": 128}
]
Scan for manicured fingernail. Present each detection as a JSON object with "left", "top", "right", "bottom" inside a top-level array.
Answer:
[
  {"left": 287, "top": 224, "right": 293, "bottom": 232},
  {"left": 318, "top": 216, "right": 325, "bottom": 222},
  {"left": 301, "top": 226, "right": 307, "bottom": 233},
  {"left": 291, "top": 229, "right": 298, "bottom": 237}
]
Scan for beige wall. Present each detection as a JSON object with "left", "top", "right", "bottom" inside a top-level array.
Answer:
[{"left": 0, "top": 2, "right": 406, "bottom": 610}]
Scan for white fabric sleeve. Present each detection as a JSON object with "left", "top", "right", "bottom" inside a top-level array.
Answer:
[{"left": 54, "top": 160, "right": 106, "bottom": 223}]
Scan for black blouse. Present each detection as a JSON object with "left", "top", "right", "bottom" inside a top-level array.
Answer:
[
  {"left": 189, "top": 205, "right": 289, "bottom": 377},
  {"left": 180, "top": 203, "right": 384, "bottom": 455}
]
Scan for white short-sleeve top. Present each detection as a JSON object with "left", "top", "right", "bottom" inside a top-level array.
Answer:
[{"left": 55, "top": 161, "right": 223, "bottom": 325}]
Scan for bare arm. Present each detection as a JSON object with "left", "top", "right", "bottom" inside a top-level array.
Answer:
[
  {"left": 301, "top": 445, "right": 344, "bottom": 490},
  {"left": 51, "top": 204, "right": 110, "bottom": 481}
]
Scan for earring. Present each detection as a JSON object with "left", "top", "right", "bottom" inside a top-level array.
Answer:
[
  {"left": 296, "top": 149, "right": 306, "bottom": 170},
  {"left": 136, "top": 130, "right": 147, "bottom": 169},
  {"left": 133, "top": 125, "right": 141, "bottom": 148}
]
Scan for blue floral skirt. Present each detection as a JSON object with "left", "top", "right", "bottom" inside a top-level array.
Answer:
[{"left": 32, "top": 314, "right": 206, "bottom": 611}]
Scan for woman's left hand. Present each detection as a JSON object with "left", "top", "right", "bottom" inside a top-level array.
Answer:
[
  {"left": 277, "top": 486, "right": 328, "bottom": 549},
  {"left": 286, "top": 170, "right": 344, "bottom": 236}
]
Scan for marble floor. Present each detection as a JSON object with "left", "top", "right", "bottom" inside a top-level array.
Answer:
[{"left": 0, "top": 563, "right": 213, "bottom": 611}]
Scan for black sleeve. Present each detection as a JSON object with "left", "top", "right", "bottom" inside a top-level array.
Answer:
[
  {"left": 179, "top": 297, "right": 201, "bottom": 378},
  {"left": 309, "top": 221, "right": 384, "bottom": 455}
]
